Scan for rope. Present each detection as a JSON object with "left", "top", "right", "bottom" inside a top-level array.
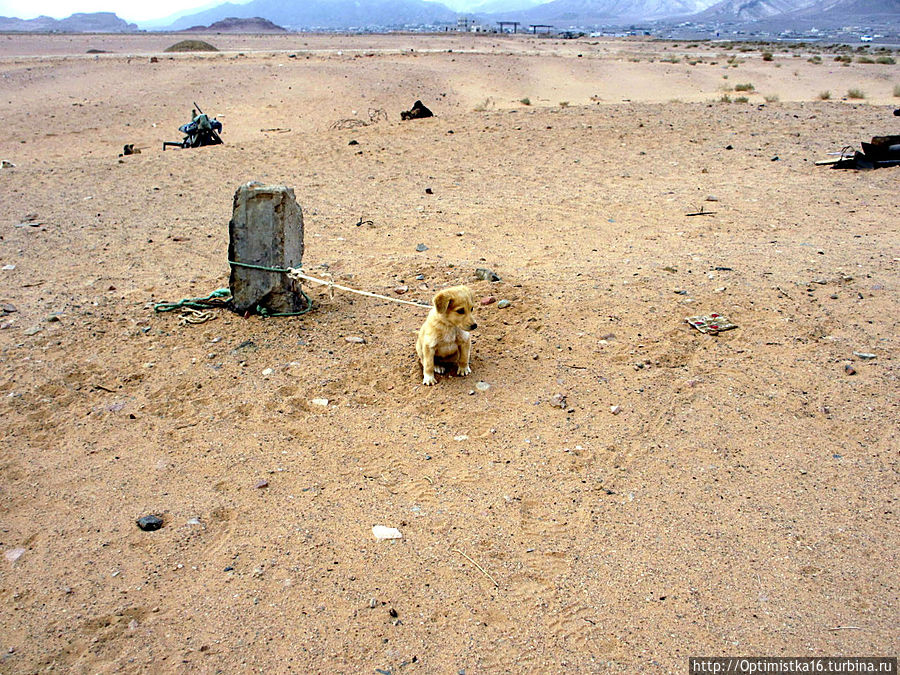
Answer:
[
  {"left": 154, "top": 288, "right": 232, "bottom": 313},
  {"left": 228, "top": 260, "right": 431, "bottom": 309}
]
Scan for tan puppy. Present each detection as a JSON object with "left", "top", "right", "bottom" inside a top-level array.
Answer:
[{"left": 416, "top": 286, "right": 478, "bottom": 386}]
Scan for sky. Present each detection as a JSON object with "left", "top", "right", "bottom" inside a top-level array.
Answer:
[{"left": 0, "top": 0, "right": 247, "bottom": 22}]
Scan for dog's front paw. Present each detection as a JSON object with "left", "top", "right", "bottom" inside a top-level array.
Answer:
[
  {"left": 434, "top": 365, "right": 446, "bottom": 374},
  {"left": 457, "top": 365, "right": 471, "bottom": 377},
  {"left": 422, "top": 373, "right": 437, "bottom": 386}
]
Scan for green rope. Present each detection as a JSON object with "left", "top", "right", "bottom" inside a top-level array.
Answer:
[
  {"left": 227, "top": 259, "right": 314, "bottom": 316},
  {"left": 154, "top": 288, "right": 232, "bottom": 313}
]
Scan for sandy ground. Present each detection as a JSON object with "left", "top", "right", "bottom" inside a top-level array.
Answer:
[{"left": 0, "top": 33, "right": 898, "bottom": 673}]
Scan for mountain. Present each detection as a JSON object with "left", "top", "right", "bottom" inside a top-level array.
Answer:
[
  {"left": 492, "top": 0, "right": 719, "bottom": 24},
  {"left": 693, "top": 0, "right": 899, "bottom": 26},
  {"left": 166, "top": 0, "right": 458, "bottom": 30},
  {"left": 0, "top": 12, "right": 138, "bottom": 32},
  {"left": 183, "top": 16, "right": 288, "bottom": 31}
]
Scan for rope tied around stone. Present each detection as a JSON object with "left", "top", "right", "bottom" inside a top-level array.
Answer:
[{"left": 228, "top": 260, "right": 431, "bottom": 309}]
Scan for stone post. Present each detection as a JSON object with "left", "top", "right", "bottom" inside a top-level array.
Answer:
[{"left": 228, "top": 182, "right": 307, "bottom": 315}]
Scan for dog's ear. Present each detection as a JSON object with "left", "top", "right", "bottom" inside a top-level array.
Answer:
[
  {"left": 464, "top": 287, "right": 475, "bottom": 307},
  {"left": 433, "top": 289, "right": 452, "bottom": 314}
]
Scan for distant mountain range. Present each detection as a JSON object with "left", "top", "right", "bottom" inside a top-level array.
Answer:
[
  {"left": 696, "top": 0, "right": 899, "bottom": 22},
  {"left": 165, "top": 0, "right": 457, "bottom": 30},
  {"left": 0, "top": 12, "right": 137, "bottom": 32},
  {"left": 0, "top": 0, "right": 895, "bottom": 34},
  {"left": 182, "top": 16, "right": 288, "bottom": 32},
  {"left": 163, "top": 0, "right": 897, "bottom": 29}
]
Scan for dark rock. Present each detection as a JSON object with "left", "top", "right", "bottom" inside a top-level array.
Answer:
[
  {"left": 256, "top": 479, "right": 269, "bottom": 489},
  {"left": 415, "top": 243, "right": 428, "bottom": 252},
  {"left": 348, "top": 139, "right": 358, "bottom": 145},
  {"left": 844, "top": 363, "right": 856, "bottom": 376},
  {"left": 136, "top": 515, "right": 163, "bottom": 531},
  {"left": 400, "top": 100, "right": 433, "bottom": 121}
]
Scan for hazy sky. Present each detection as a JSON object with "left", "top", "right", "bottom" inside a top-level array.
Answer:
[{"left": 0, "top": 0, "right": 248, "bottom": 22}]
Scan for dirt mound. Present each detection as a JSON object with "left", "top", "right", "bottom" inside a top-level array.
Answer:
[{"left": 163, "top": 39, "right": 218, "bottom": 52}]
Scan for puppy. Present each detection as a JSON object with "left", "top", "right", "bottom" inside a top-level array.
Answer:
[{"left": 416, "top": 286, "right": 477, "bottom": 386}]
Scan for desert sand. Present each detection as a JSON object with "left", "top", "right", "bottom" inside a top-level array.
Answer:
[{"left": 0, "top": 32, "right": 898, "bottom": 673}]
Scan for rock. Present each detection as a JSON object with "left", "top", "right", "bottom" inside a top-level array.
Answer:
[
  {"left": 480, "top": 296, "right": 496, "bottom": 305},
  {"left": 610, "top": 405, "right": 622, "bottom": 415},
  {"left": 415, "top": 274, "right": 425, "bottom": 280},
  {"left": 844, "top": 364, "right": 856, "bottom": 376},
  {"left": 475, "top": 381, "right": 490, "bottom": 392},
  {"left": 369, "top": 598, "right": 377, "bottom": 608},
  {"left": 310, "top": 398, "right": 329, "bottom": 406},
  {"left": 549, "top": 393, "right": 567, "bottom": 409},
  {"left": 255, "top": 479, "right": 269, "bottom": 489},
  {"left": 345, "top": 336, "right": 366, "bottom": 343},
  {"left": 0, "top": 303, "right": 16, "bottom": 314},
  {"left": 348, "top": 140, "right": 358, "bottom": 145},
  {"left": 228, "top": 182, "right": 307, "bottom": 315},
  {"left": 136, "top": 515, "right": 164, "bottom": 531},
  {"left": 24, "top": 326, "right": 42, "bottom": 336},
  {"left": 400, "top": 100, "right": 433, "bottom": 121},
  {"left": 2, "top": 264, "right": 16, "bottom": 271},
  {"left": 474, "top": 267, "right": 501, "bottom": 282},
  {"left": 425, "top": 188, "right": 433, "bottom": 194},
  {"left": 415, "top": 243, "right": 428, "bottom": 252},
  {"left": 497, "top": 299, "right": 511, "bottom": 309},
  {"left": 372, "top": 525, "right": 402, "bottom": 540},
  {"left": 394, "top": 286, "right": 409, "bottom": 295},
  {"left": 261, "top": 367, "right": 274, "bottom": 376},
  {"left": 853, "top": 352, "right": 876, "bottom": 360},
  {"left": 4, "top": 548, "right": 25, "bottom": 564}
]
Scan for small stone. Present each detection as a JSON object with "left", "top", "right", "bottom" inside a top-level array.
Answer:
[
  {"left": 425, "top": 188, "right": 433, "bottom": 194},
  {"left": 186, "top": 518, "right": 202, "bottom": 526},
  {"left": 480, "top": 296, "right": 496, "bottom": 305},
  {"left": 497, "top": 299, "right": 511, "bottom": 309},
  {"left": 2, "top": 264, "right": 15, "bottom": 271},
  {"left": 256, "top": 479, "right": 269, "bottom": 489},
  {"left": 311, "top": 398, "right": 329, "bottom": 406},
  {"left": 4, "top": 548, "right": 25, "bottom": 564},
  {"left": 389, "top": 608, "right": 398, "bottom": 618},
  {"left": 394, "top": 286, "right": 408, "bottom": 295},
  {"left": 261, "top": 368, "right": 274, "bottom": 376},
  {"left": 853, "top": 352, "right": 876, "bottom": 360},
  {"left": 415, "top": 243, "right": 428, "bottom": 252},
  {"left": 475, "top": 381, "right": 490, "bottom": 392},
  {"left": 345, "top": 336, "right": 366, "bottom": 343},
  {"left": 453, "top": 434, "right": 469, "bottom": 441},
  {"left": 673, "top": 289, "right": 687, "bottom": 295},
  {"left": 24, "top": 325, "right": 42, "bottom": 336},
  {"left": 0, "top": 303, "right": 16, "bottom": 314},
  {"left": 415, "top": 274, "right": 425, "bottom": 280},
  {"left": 705, "top": 195, "right": 718, "bottom": 202},
  {"left": 474, "top": 267, "right": 501, "bottom": 282},
  {"left": 610, "top": 405, "right": 622, "bottom": 415},
  {"left": 348, "top": 140, "right": 358, "bottom": 145},
  {"left": 829, "top": 294, "right": 838, "bottom": 299},
  {"left": 136, "top": 515, "right": 163, "bottom": 531},
  {"left": 370, "top": 598, "right": 377, "bottom": 608},
  {"left": 844, "top": 364, "right": 856, "bottom": 376},
  {"left": 549, "top": 393, "right": 567, "bottom": 409}
]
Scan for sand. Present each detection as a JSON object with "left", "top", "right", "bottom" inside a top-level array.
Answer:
[{"left": 0, "top": 32, "right": 897, "bottom": 673}]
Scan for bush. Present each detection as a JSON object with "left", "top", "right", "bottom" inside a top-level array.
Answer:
[
  {"left": 764, "top": 94, "right": 779, "bottom": 102},
  {"left": 857, "top": 56, "right": 875, "bottom": 64},
  {"left": 876, "top": 56, "right": 896, "bottom": 65},
  {"left": 808, "top": 55, "right": 822, "bottom": 64},
  {"left": 519, "top": 97, "right": 531, "bottom": 106},
  {"left": 818, "top": 90, "right": 831, "bottom": 100},
  {"left": 893, "top": 84, "right": 900, "bottom": 97},
  {"left": 847, "top": 88, "right": 865, "bottom": 99},
  {"left": 734, "top": 96, "right": 749, "bottom": 103},
  {"left": 734, "top": 82, "right": 755, "bottom": 91},
  {"left": 762, "top": 52, "right": 773, "bottom": 61}
]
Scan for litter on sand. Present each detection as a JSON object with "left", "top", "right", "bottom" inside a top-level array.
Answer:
[
  {"left": 686, "top": 314, "right": 737, "bottom": 335},
  {"left": 163, "top": 103, "right": 223, "bottom": 150},
  {"left": 372, "top": 526, "right": 403, "bottom": 541}
]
